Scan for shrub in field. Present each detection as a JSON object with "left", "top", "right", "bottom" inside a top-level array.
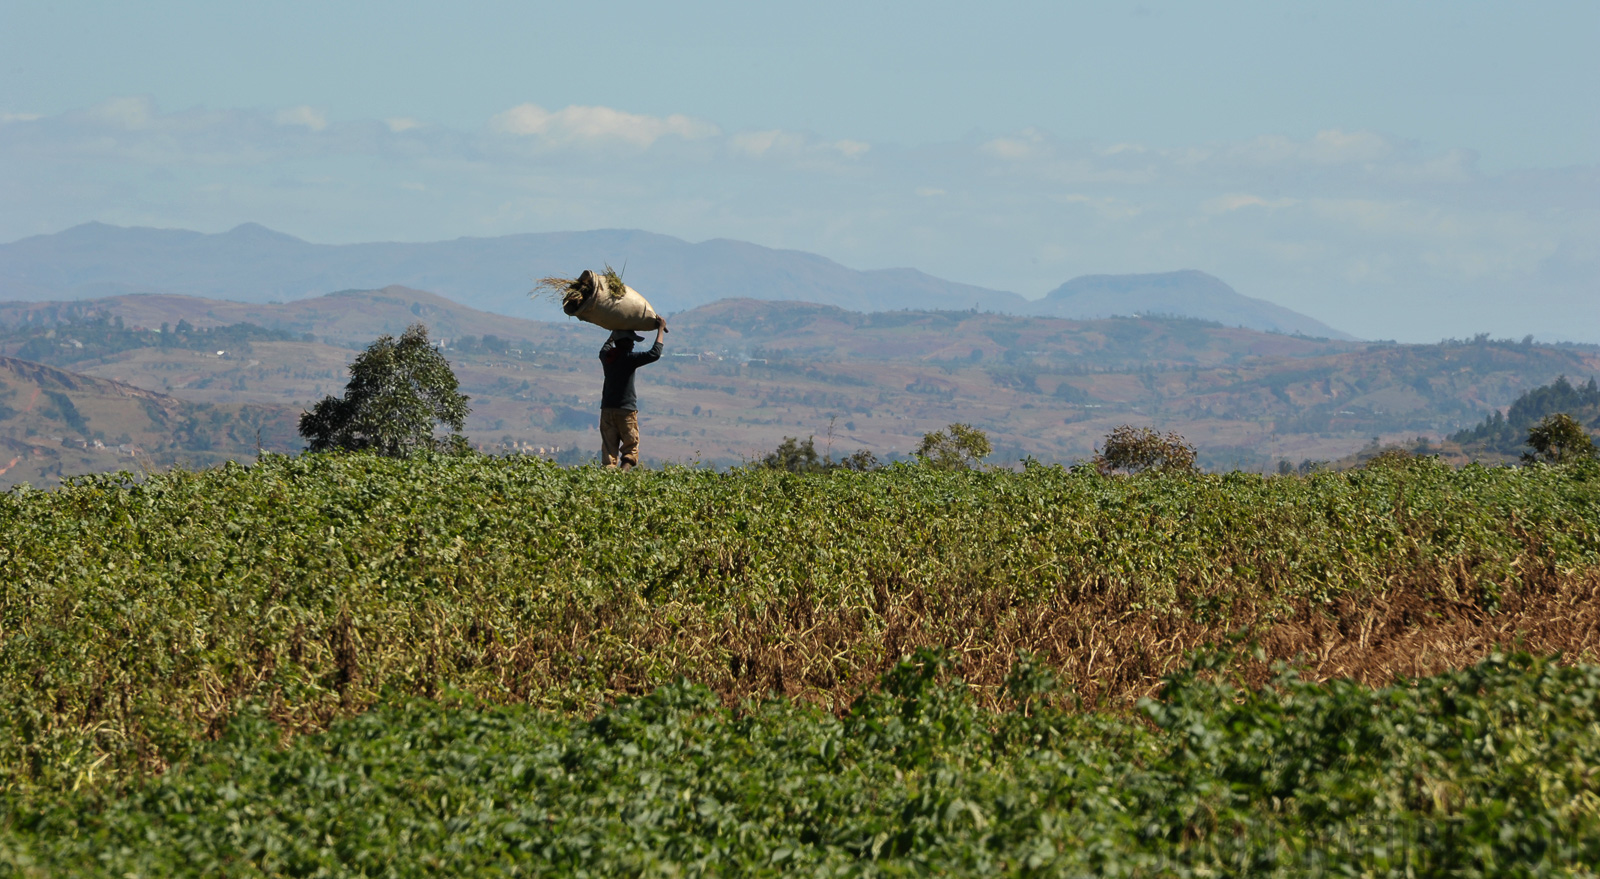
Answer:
[
  {"left": 1093, "top": 424, "right": 1198, "bottom": 474},
  {"left": 1362, "top": 446, "right": 1416, "bottom": 469},
  {"left": 298, "top": 323, "right": 470, "bottom": 456},
  {"left": 836, "top": 447, "right": 880, "bottom": 471},
  {"left": 1525, "top": 412, "right": 1599, "bottom": 465},
  {"left": 760, "top": 436, "right": 880, "bottom": 473},
  {"left": 915, "top": 422, "right": 991, "bottom": 470},
  {"left": 760, "top": 434, "right": 827, "bottom": 472}
]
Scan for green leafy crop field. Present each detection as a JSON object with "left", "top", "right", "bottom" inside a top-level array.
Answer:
[
  {"left": 7, "top": 653, "right": 1599, "bottom": 876},
  {"left": 2, "top": 455, "right": 1599, "bottom": 873}
]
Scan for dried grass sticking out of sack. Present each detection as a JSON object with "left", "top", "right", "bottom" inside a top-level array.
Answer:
[
  {"left": 532, "top": 264, "right": 628, "bottom": 314},
  {"left": 532, "top": 275, "right": 582, "bottom": 309},
  {"left": 599, "top": 264, "right": 626, "bottom": 299}
]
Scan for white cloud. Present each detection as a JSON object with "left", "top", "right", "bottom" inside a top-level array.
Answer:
[
  {"left": 833, "top": 139, "right": 870, "bottom": 158},
  {"left": 1055, "top": 193, "right": 1141, "bottom": 220},
  {"left": 981, "top": 129, "right": 1047, "bottom": 161},
  {"left": 1229, "top": 129, "right": 1396, "bottom": 166},
  {"left": 0, "top": 113, "right": 41, "bottom": 124},
  {"left": 915, "top": 186, "right": 946, "bottom": 197},
  {"left": 1384, "top": 148, "right": 1477, "bottom": 185},
  {"left": 489, "top": 103, "right": 718, "bottom": 147},
  {"left": 978, "top": 127, "right": 1498, "bottom": 196},
  {"left": 729, "top": 129, "right": 795, "bottom": 157},
  {"left": 1205, "top": 193, "right": 1299, "bottom": 213},
  {"left": 274, "top": 106, "right": 328, "bottom": 132},
  {"left": 385, "top": 117, "right": 421, "bottom": 133},
  {"left": 88, "top": 96, "right": 158, "bottom": 130},
  {"left": 728, "top": 129, "right": 870, "bottom": 161}
]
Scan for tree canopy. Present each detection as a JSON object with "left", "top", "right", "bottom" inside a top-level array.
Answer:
[
  {"left": 759, "top": 436, "right": 879, "bottom": 473},
  {"left": 915, "top": 423, "right": 992, "bottom": 471},
  {"left": 1093, "top": 425, "right": 1198, "bottom": 475},
  {"left": 298, "top": 323, "right": 470, "bottom": 457},
  {"left": 1524, "top": 413, "right": 1599, "bottom": 465}
]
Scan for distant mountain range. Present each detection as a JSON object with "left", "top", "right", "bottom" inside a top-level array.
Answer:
[{"left": 0, "top": 223, "right": 1355, "bottom": 339}]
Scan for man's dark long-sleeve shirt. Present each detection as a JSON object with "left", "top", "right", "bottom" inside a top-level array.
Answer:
[{"left": 598, "top": 341, "right": 662, "bottom": 411}]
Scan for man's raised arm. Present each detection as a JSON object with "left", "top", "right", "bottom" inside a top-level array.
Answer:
[{"left": 635, "top": 316, "right": 666, "bottom": 364}]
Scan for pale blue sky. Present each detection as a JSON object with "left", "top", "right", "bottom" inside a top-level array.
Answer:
[{"left": 2, "top": 1, "right": 1596, "bottom": 341}]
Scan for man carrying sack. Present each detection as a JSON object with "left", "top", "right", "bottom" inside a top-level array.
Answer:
[{"left": 597, "top": 315, "right": 667, "bottom": 469}]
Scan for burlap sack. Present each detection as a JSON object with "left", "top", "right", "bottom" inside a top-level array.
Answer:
[{"left": 562, "top": 269, "right": 659, "bottom": 331}]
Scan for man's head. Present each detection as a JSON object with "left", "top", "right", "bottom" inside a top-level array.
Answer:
[{"left": 608, "top": 329, "right": 645, "bottom": 349}]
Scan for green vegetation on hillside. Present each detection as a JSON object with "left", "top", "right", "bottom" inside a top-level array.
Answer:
[{"left": 1452, "top": 375, "right": 1600, "bottom": 459}]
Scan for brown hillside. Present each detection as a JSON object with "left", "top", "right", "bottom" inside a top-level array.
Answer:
[
  {"left": 0, "top": 356, "right": 300, "bottom": 488},
  {"left": 2, "top": 291, "right": 1596, "bottom": 479},
  {"left": 667, "top": 299, "right": 1358, "bottom": 368},
  {"left": 0, "top": 286, "right": 564, "bottom": 349}
]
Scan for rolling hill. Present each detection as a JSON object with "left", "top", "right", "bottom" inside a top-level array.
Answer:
[
  {"left": 0, "top": 355, "right": 301, "bottom": 487},
  {"left": 1, "top": 288, "right": 1594, "bottom": 487},
  {"left": 1033, "top": 270, "right": 1353, "bottom": 339},
  {"left": 0, "top": 286, "right": 563, "bottom": 350}
]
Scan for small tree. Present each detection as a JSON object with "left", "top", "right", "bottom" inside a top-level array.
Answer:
[
  {"left": 762, "top": 436, "right": 826, "bottom": 473},
  {"left": 760, "top": 436, "right": 880, "bottom": 473},
  {"left": 1524, "top": 413, "right": 1598, "bottom": 464},
  {"left": 838, "top": 448, "right": 880, "bottom": 472},
  {"left": 1093, "top": 425, "right": 1197, "bottom": 475},
  {"left": 299, "top": 323, "right": 471, "bottom": 456},
  {"left": 1362, "top": 447, "right": 1415, "bottom": 469},
  {"left": 916, "top": 423, "right": 992, "bottom": 471}
]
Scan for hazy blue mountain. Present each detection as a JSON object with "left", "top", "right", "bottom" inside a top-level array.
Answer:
[
  {"left": 0, "top": 223, "right": 1353, "bottom": 338},
  {"left": 0, "top": 223, "right": 1023, "bottom": 319},
  {"left": 1032, "top": 270, "right": 1355, "bottom": 340}
]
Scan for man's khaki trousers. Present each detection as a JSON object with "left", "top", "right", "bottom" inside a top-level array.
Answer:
[{"left": 599, "top": 408, "right": 640, "bottom": 469}]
